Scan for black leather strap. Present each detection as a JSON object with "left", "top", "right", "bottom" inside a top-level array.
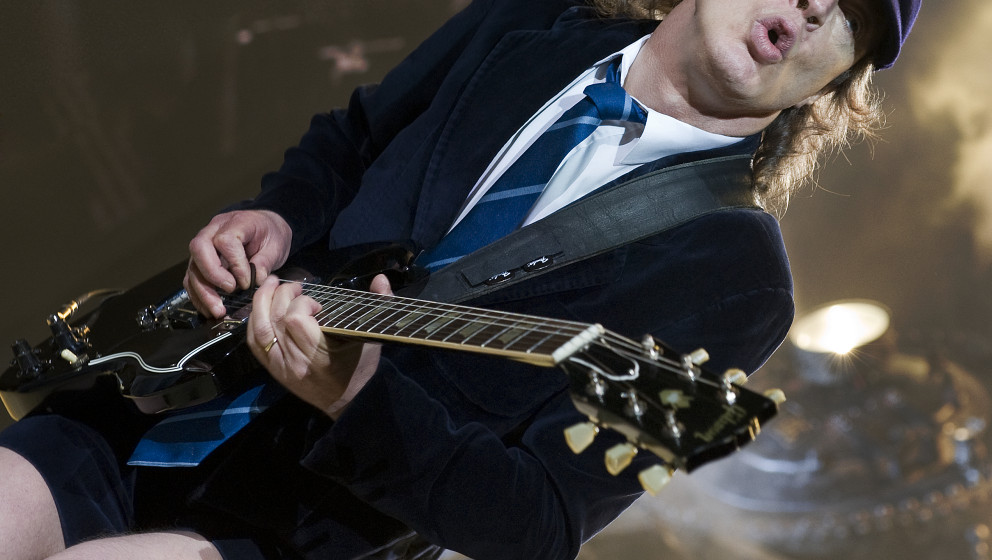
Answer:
[{"left": 420, "top": 154, "right": 759, "bottom": 303}]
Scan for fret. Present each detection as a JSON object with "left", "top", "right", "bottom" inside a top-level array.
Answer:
[
  {"left": 453, "top": 321, "right": 508, "bottom": 347},
  {"left": 405, "top": 311, "right": 456, "bottom": 340},
  {"left": 442, "top": 319, "right": 488, "bottom": 343},
  {"left": 526, "top": 328, "right": 567, "bottom": 354},
  {"left": 316, "top": 299, "right": 361, "bottom": 326},
  {"left": 390, "top": 309, "right": 434, "bottom": 335},
  {"left": 494, "top": 326, "right": 531, "bottom": 349},
  {"left": 324, "top": 300, "right": 368, "bottom": 328},
  {"left": 346, "top": 301, "right": 395, "bottom": 331},
  {"left": 302, "top": 283, "right": 599, "bottom": 366},
  {"left": 502, "top": 329, "right": 557, "bottom": 354},
  {"left": 362, "top": 300, "right": 410, "bottom": 334},
  {"left": 418, "top": 312, "right": 463, "bottom": 338}
]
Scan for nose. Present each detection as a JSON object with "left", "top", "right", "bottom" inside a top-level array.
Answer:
[{"left": 798, "top": 0, "right": 839, "bottom": 29}]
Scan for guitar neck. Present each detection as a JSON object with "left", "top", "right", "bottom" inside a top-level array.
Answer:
[{"left": 300, "top": 282, "right": 603, "bottom": 367}]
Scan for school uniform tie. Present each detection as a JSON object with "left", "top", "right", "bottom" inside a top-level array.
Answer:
[
  {"left": 128, "top": 378, "right": 286, "bottom": 467},
  {"left": 417, "top": 58, "right": 647, "bottom": 272}
]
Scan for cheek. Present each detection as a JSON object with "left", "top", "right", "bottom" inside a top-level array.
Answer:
[
  {"left": 827, "top": 25, "right": 858, "bottom": 75},
  {"left": 803, "top": 39, "right": 856, "bottom": 94}
]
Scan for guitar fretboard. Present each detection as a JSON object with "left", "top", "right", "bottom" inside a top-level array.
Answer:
[{"left": 301, "top": 283, "right": 603, "bottom": 366}]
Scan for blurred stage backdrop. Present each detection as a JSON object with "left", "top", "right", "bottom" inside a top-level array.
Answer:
[{"left": 2, "top": 1, "right": 991, "bottom": 558}]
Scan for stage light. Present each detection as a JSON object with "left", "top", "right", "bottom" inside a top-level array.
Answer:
[{"left": 789, "top": 300, "right": 890, "bottom": 354}]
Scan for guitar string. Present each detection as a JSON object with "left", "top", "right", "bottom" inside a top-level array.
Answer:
[
  {"left": 297, "top": 283, "right": 747, "bottom": 453},
  {"left": 313, "top": 297, "right": 571, "bottom": 352},
  {"left": 218, "top": 281, "right": 703, "bottom": 373},
  {"left": 299, "top": 282, "right": 599, "bottom": 344},
  {"left": 219, "top": 283, "right": 597, "bottom": 359},
  {"left": 303, "top": 286, "right": 705, "bottom": 386},
  {"left": 219, "top": 280, "right": 592, "bottom": 336},
  {"left": 309, "top": 287, "right": 584, "bottom": 341},
  {"left": 215, "top": 285, "right": 753, "bottom": 458}
]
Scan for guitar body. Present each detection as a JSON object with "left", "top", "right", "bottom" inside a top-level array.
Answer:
[
  {"left": 2, "top": 262, "right": 249, "bottom": 419},
  {"left": 1, "top": 244, "right": 782, "bottom": 479},
  {"left": 0, "top": 244, "right": 423, "bottom": 421}
]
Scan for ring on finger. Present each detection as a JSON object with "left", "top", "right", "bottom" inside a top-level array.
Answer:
[{"left": 263, "top": 336, "right": 279, "bottom": 354}]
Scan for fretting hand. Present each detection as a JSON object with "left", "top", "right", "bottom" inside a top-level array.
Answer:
[{"left": 246, "top": 274, "right": 394, "bottom": 419}]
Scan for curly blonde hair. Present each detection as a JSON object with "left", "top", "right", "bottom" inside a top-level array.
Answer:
[{"left": 589, "top": 0, "right": 884, "bottom": 216}]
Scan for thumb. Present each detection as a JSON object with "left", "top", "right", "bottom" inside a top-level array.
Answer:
[
  {"left": 369, "top": 274, "right": 394, "bottom": 296},
  {"left": 248, "top": 247, "right": 284, "bottom": 286}
]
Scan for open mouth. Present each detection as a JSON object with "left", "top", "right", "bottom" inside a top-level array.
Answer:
[
  {"left": 750, "top": 18, "right": 796, "bottom": 63},
  {"left": 763, "top": 19, "right": 796, "bottom": 55}
]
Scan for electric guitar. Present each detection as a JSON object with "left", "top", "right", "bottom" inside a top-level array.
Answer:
[{"left": 1, "top": 246, "right": 784, "bottom": 494}]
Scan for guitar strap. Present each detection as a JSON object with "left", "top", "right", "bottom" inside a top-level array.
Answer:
[{"left": 419, "top": 154, "right": 760, "bottom": 304}]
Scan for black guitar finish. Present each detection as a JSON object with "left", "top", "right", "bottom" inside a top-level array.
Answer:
[
  {"left": 1, "top": 262, "right": 254, "bottom": 419},
  {"left": 1, "top": 245, "right": 783, "bottom": 481}
]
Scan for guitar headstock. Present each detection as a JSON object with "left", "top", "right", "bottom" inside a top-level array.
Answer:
[{"left": 559, "top": 330, "right": 784, "bottom": 495}]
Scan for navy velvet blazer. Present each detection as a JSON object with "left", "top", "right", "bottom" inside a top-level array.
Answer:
[{"left": 223, "top": 1, "right": 795, "bottom": 558}]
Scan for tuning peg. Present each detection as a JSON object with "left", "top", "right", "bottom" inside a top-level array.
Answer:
[
  {"left": 622, "top": 392, "right": 646, "bottom": 421},
  {"left": 680, "top": 348, "right": 709, "bottom": 381},
  {"left": 720, "top": 368, "right": 748, "bottom": 405},
  {"left": 605, "top": 442, "right": 638, "bottom": 475},
  {"left": 640, "top": 334, "right": 660, "bottom": 359},
  {"left": 638, "top": 464, "right": 674, "bottom": 496},
  {"left": 664, "top": 409, "right": 682, "bottom": 440},
  {"left": 723, "top": 368, "right": 747, "bottom": 385},
  {"left": 763, "top": 388, "right": 787, "bottom": 406},
  {"left": 585, "top": 373, "right": 607, "bottom": 401},
  {"left": 686, "top": 348, "right": 709, "bottom": 365},
  {"left": 564, "top": 422, "right": 599, "bottom": 454}
]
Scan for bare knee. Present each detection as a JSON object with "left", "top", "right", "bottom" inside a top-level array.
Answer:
[
  {"left": 0, "top": 446, "right": 66, "bottom": 560},
  {"left": 48, "top": 531, "right": 223, "bottom": 560}
]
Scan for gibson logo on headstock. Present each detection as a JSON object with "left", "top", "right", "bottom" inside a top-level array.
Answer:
[{"left": 693, "top": 404, "right": 748, "bottom": 443}]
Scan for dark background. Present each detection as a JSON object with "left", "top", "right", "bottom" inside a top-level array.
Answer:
[{"left": 1, "top": 1, "right": 988, "bottom": 555}]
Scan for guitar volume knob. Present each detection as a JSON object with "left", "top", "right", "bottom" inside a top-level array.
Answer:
[
  {"left": 11, "top": 339, "right": 46, "bottom": 379},
  {"left": 47, "top": 313, "right": 87, "bottom": 355}
]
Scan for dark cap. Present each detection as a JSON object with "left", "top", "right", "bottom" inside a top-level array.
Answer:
[{"left": 874, "top": 0, "right": 922, "bottom": 70}]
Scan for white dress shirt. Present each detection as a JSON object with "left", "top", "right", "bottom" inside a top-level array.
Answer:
[{"left": 448, "top": 36, "right": 743, "bottom": 230}]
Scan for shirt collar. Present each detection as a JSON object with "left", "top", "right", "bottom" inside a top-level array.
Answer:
[{"left": 612, "top": 36, "right": 743, "bottom": 165}]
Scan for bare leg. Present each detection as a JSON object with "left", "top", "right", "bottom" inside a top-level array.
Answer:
[
  {"left": 48, "top": 531, "right": 223, "bottom": 560},
  {"left": 0, "top": 446, "right": 65, "bottom": 560}
]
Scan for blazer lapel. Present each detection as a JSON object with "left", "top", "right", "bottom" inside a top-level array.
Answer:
[{"left": 412, "top": 13, "right": 659, "bottom": 248}]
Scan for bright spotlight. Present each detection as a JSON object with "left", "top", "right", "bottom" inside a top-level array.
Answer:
[{"left": 789, "top": 300, "right": 890, "bottom": 355}]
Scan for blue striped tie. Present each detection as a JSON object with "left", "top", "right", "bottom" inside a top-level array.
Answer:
[
  {"left": 128, "top": 379, "right": 285, "bottom": 467},
  {"left": 417, "top": 58, "right": 647, "bottom": 272}
]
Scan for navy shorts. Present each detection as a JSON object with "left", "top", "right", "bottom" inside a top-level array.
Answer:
[
  {"left": 0, "top": 386, "right": 438, "bottom": 560},
  {"left": 0, "top": 414, "right": 286, "bottom": 560}
]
